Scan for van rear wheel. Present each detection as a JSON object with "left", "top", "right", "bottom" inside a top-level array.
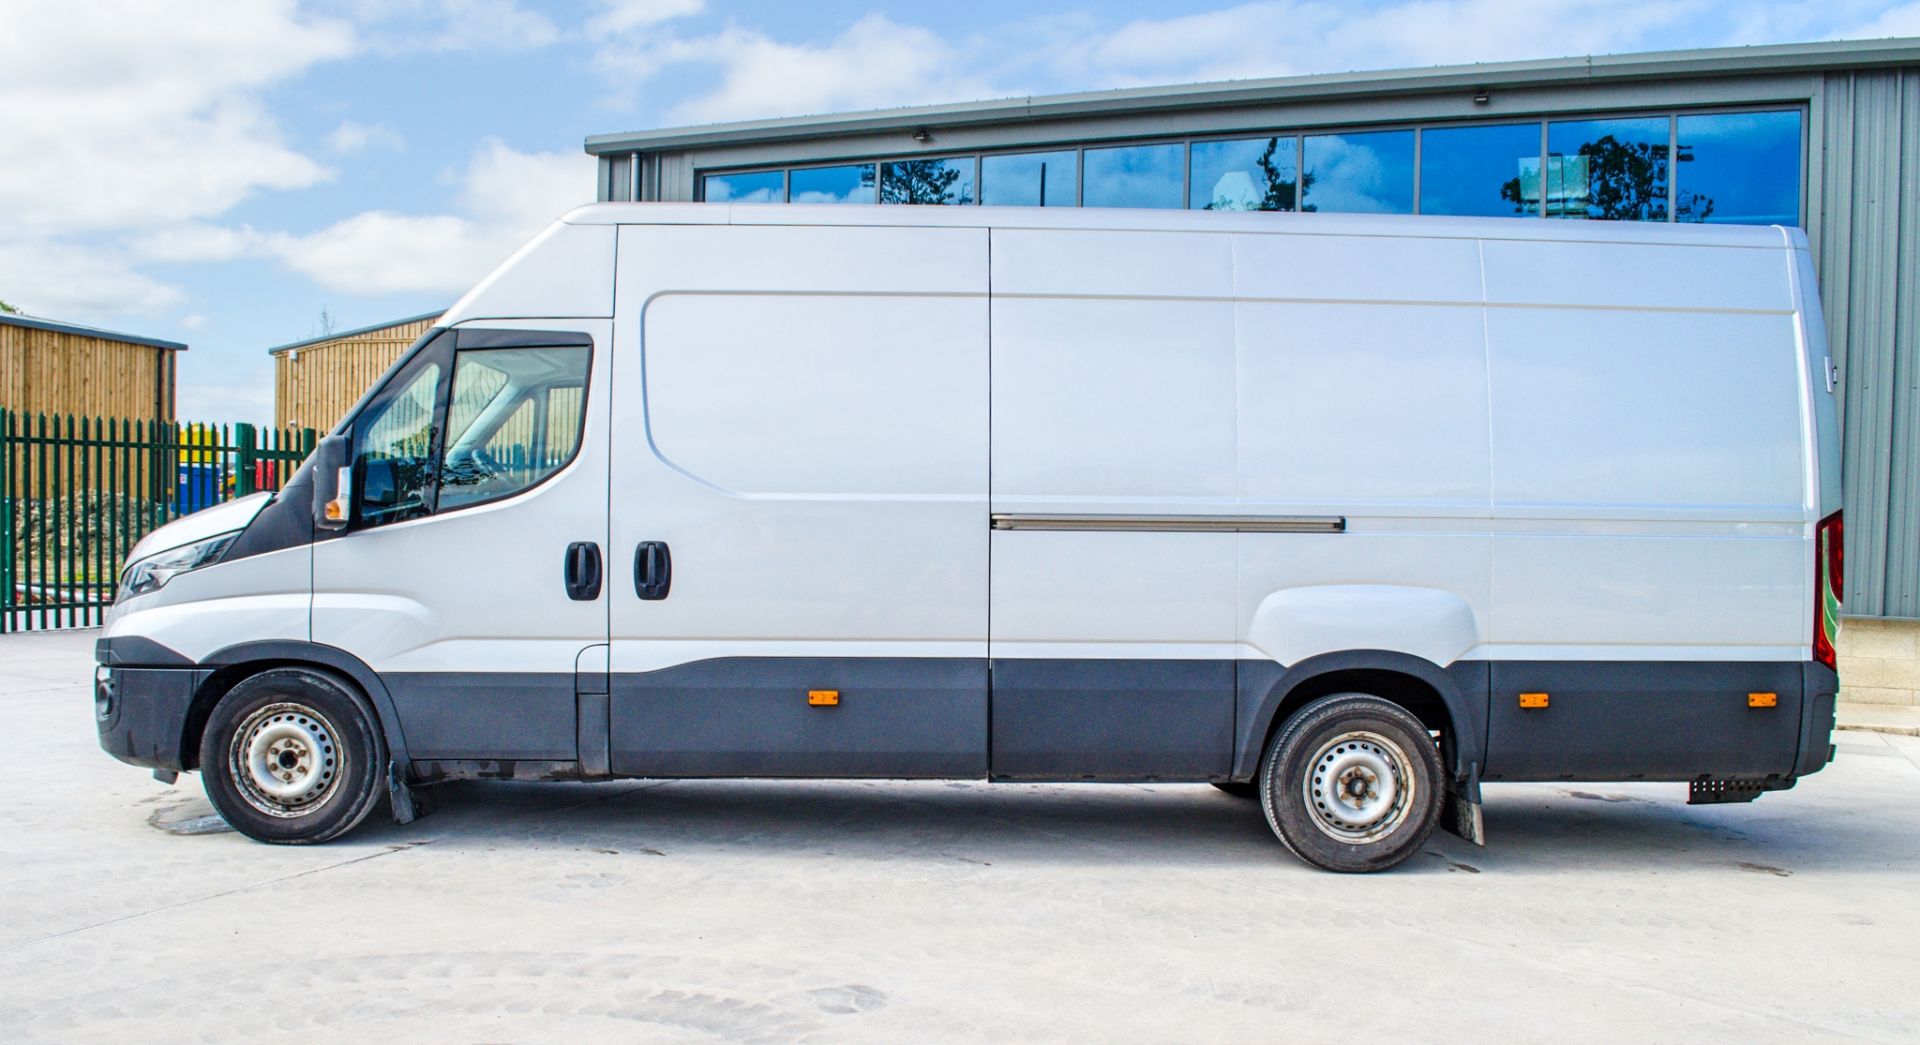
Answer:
[
  {"left": 199, "top": 668, "right": 387, "bottom": 845},
  {"left": 1259, "top": 694, "right": 1442, "bottom": 873}
]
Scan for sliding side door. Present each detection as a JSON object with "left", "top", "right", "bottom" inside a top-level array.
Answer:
[{"left": 606, "top": 222, "right": 990, "bottom": 778}]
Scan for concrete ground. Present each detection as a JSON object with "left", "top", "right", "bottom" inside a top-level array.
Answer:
[{"left": 3, "top": 630, "right": 1919, "bottom": 1043}]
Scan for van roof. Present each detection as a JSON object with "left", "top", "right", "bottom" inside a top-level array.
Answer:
[{"left": 558, "top": 201, "right": 1803, "bottom": 251}]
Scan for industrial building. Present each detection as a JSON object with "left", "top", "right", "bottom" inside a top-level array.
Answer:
[
  {"left": 269, "top": 311, "right": 443, "bottom": 432},
  {"left": 0, "top": 312, "right": 182, "bottom": 421},
  {"left": 584, "top": 37, "right": 1920, "bottom": 704}
]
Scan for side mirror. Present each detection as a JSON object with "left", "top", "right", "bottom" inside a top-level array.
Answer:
[{"left": 311, "top": 434, "right": 352, "bottom": 531}]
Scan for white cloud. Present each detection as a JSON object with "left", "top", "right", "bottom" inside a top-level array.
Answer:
[
  {"left": 0, "top": 238, "right": 185, "bottom": 319},
  {"left": 0, "top": 0, "right": 351, "bottom": 233},
  {"left": 180, "top": 314, "right": 208, "bottom": 330},
  {"left": 324, "top": 0, "right": 561, "bottom": 53},
  {"left": 273, "top": 140, "right": 595, "bottom": 295},
  {"left": 0, "top": 0, "right": 351, "bottom": 328},
  {"left": 1053, "top": 0, "right": 1712, "bottom": 86},
  {"left": 128, "top": 223, "right": 275, "bottom": 264},
  {"left": 589, "top": 0, "right": 706, "bottom": 34},
  {"left": 327, "top": 120, "right": 406, "bottom": 154},
  {"left": 595, "top": 1, "right": 1920, "bottom": 126},
  {"left": 597, "top": 13, "right": 1003, "bottom": 123},
  {"left": 121, "top": 140, "right": 591, "bottom": 296}
]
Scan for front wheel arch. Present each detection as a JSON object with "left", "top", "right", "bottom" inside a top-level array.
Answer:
[{"left": 188, "top": 641, "right": 412, "bottom": 772}]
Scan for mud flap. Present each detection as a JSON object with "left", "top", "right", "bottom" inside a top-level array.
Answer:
[
  {"left": 1441, "top": 762, "right": 1485, "bottom": 846},
  {"left": 388, "top": 760, "right": 437, "bottom": 825}
]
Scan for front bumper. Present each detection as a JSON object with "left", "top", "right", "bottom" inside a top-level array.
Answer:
[{"left": 95, "top": 638, "right": 209, "bottom": 772}]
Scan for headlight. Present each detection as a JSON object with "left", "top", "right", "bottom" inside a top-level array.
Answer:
[{"left": 117, "top": 531, "right": 241, "bottom": 601}]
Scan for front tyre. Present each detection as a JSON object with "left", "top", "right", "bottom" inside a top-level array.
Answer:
[
  {"left": 200, "top": 668, "right": 387, "bottom": 845},
  {"left": 1259, "top": 694, "right": 1443, "bottom": 873}
]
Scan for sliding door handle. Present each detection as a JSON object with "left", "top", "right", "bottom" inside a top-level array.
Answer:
[
  {"left": 635, "top": 540, "right": 672, "bottom": 601},
  {"left": 563, "top": 542, "right": 602, "bottom": 601}
]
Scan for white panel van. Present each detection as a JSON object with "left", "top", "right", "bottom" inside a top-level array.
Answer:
[{"left": 94, "top": 204, "right": 1844, "bottom": 872}]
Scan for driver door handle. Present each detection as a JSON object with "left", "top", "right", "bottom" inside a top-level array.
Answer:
[
  {"left": 635, "top": 541, "right": 672, "bottom": 601},
  {"left": 563, "top": 542, "right": 602, "bottom": 601}
]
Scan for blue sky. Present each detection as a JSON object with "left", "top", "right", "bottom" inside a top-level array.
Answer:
[{"left": 3, "top": 0, "right": 1917, "bottom": 422}]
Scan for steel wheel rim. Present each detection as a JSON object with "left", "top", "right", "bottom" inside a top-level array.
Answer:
[
  {"left": 229, "top": 702, "right": 343, "bottom": 819},
  {"left": 1302, "top": 730, "right": 1415, "bottom": 844}
]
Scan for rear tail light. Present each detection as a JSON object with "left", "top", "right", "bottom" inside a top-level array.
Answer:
[{"left": 1813, "top": 510, "right": 1843, "bottom": 670}]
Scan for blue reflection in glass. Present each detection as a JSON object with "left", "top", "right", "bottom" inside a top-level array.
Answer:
[
  {"left": 703, "top": 170, "right": 784, "bottom": 204},
  {"left": 1301, "top": 131, "right": 1414, "bottom": 213},
  {"left": 1190, "top": 137, "right": 1298, "bottom": 211},
  {"left": 1676, "top": 111, "right": 1802, "bottom": 226},
  {"left": 1082, "top": 143, "right": 1184, "bottom": 209},
  {"left": 881, "top": 156, "right": 975, "bottom": 204},
  {"left": 1546, "top": 117, "right": 1669, "bottom": 221},
  {"left": 981, "top": 150, "right": 1077, "bottom": 207},
  {"left": 1419, "top": 123, "right": 1540, "bottom": 217},
  {"left": 789, "top": 164, "right": 876, "bottom": 204}
]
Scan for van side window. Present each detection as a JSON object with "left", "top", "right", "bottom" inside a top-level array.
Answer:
[
  {"left": 352, "top": 358, "right": 444, "bottom": 527},
  {"left": 435, "top": 345, "right": 590, "bottom": 512}
]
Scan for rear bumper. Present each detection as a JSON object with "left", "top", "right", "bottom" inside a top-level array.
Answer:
[
  {"left": 95, "top": 637, "right": 207, "bottom": 772},
  {"left": 1795, "top": 661, "right": 1839, "bottom": 778}
]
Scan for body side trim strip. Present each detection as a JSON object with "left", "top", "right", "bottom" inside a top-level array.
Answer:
[{"left": 991, "top": 513, "right": 1346, "bottom": 533}]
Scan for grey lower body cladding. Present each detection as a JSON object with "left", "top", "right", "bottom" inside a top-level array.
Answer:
[{"left": 96, "top": 637, "right": 1836, "bottom": 787}]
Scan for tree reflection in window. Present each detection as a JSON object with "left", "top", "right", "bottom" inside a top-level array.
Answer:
[
  {"left": 1191, "top": 137, "right": 1310, "bottom": 211},
  {"left": 881, "top": 158, "right": 975, "bottom": 205},
  {"left": 1516, "top": 118, "right": 1715, "bottom": 222}
]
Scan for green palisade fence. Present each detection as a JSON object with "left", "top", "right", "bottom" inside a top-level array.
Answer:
[{"left": 0, "top": 410, "right": 316, "bottom": 633}]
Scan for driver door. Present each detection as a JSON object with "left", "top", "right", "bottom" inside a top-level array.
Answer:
[{"left": 312, "top": 323, "right": 611, "bottom": 766}]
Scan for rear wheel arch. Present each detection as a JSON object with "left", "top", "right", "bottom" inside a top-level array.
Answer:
[{"left": 1238, "top": 651, "right": 1483, "bottom": 785}]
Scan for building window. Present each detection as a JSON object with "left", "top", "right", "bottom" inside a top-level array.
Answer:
[
  {"left": 702, "top": 169, "right": 783, "bottom": 203},
  {"left": 1302, "top": 130, "right": 1414, "bottom": 213},
  {"left": 980, "top": 150, "right": 1076, "bottom": 206},
  {"left": 1082, "top": 142, "right": 1184, "bottom": 209},
  {"left": 1190, "top": 136, "right": 1299, "bottom": 211},
  {"left": 880, "top": 156, "right": 976, "bottom": 204},
  {"left": 1675, "top": 110, "right": 1802, "bottom": 226},
  {"left": 1546, "top": 116, "right": 1671, "bottom": 221},
  {"left": 790, "top": 163, "right": 876, "bottom": 204},
  {"left": 1419, "top": 122, "right": 1541, "bottom": 217},
  {"left": 690, "top": 105, "right": 1803, "bottom": 227}
]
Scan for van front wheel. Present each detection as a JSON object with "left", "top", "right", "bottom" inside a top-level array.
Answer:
[
  {"left": 1259, "top": 694, "right": 1442, "bottom": 873},
  {"left": 199, "top": 668, "right": 387, "bottom": 845}
]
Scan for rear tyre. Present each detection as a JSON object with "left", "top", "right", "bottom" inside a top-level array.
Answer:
[
  {"left": 1210, "top": 781, "right": 1259, "bottom": 799},
  {"left": 199, "top": 668, "right": 387, "bottom": 845},
  {"left": 1259, "top": 693, "right": 1443, "bottom": 873}
]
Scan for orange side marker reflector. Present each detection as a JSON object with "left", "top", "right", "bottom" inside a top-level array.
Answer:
[
  {"left": 1518, "top": 692, "right": 1549, "bottom": 709},
  {"left": 1748, "top": 692, "right": 1778, "bottom": 708},
  {"left": 808, "top": 690, "right": 840, "bottom": 707}
]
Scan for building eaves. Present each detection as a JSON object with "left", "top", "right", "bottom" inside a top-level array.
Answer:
[
  {"left": 0, "top": 312, "right": 188, "bottom": 351},
  {"left": 266, "top": 310, "right": 445, "bottom": 356},
  {"left": 585, "top": 36, "right": 1920, "bottom": 155}
]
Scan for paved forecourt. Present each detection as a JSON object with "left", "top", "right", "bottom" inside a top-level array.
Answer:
[{"left": 3, "top": 629, "right": 1918, "bottom": 1042}]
